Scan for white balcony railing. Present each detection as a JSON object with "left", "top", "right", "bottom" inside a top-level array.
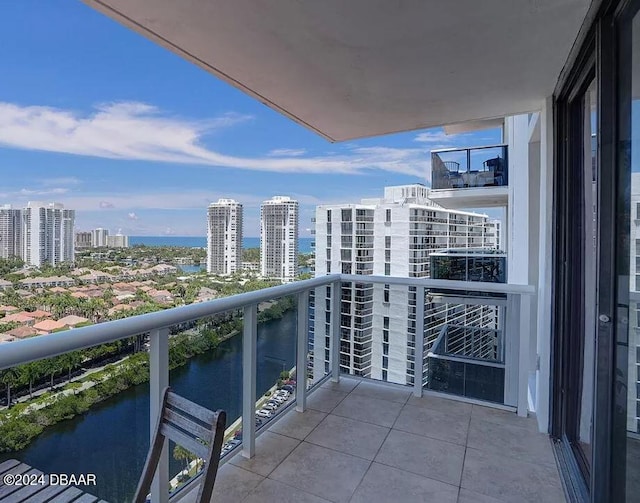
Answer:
[{"left": 0, "top": 274, "right": 534, "bottom": 502}]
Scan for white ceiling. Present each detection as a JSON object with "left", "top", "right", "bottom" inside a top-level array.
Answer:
[{"left": 84, "top": 0, "right": 592, "bottom": 142}]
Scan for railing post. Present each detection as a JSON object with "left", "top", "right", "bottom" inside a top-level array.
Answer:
[
  {"left": 331, "top": 280, "right": 341, "bottom": 383},
  {"left": 517, "top": 293, "right": 531, "bottom": 417},
  {"left": 242, "top": 304, "right": 257, "bottom": 459},
  {"left": 504, "top": 294, "right": 521, "bottom": 411},
  {"left": 414, "top": 287, "right": 426, "bottom": 398},
  {"left": 296, "top": 290, "right": 309, "bottom": 412},
  {"left": 149, "top": 328, "right": 169, "bottom": 503}
]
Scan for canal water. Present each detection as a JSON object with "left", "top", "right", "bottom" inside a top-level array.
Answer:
[{"left": 0, "top": 309, "right": 298, "bottom": 502}]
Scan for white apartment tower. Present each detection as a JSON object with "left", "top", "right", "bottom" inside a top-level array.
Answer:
[
  {"left": 91, "top": 228, "right": 109, "bottom": 248},
  {"left": 0, "top": 205, "right": 23, "bottom": 260},
  {"left": 22, "top": 202, "right": 75, "bottom": 267},
  {"left": 207, "top": 199, "right": 243, "bottom": 275},
  {"left": 260, "top": 196, "right": 298, "bottom": 282},
  {"left": 312, "top": 184, "right": 500, "bottom": 384}
]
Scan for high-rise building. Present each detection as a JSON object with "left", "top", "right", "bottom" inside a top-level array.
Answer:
[
  {"left": 91, "top": 228, "right": 109, "bottom": 248},
  {"left": 207, "top": 199, "right": 243, "bottom": 275},
  {"left": 107, "top": 232, "right": 129, "bottom": 248},
  {"left": 75, "top": 231, "right": 93, "bottom": 250},
  {"left": 260, "top": 196, "right": 298, "bottom": 282},
  {"left": 312, "top": 184, "right": 500, "bottom": 384},
  {"left": 0, "top": 205, "right": 23, "bottom": 260},
  {"left": 22, "top": 202, "right": 75, "bottom": 267}
]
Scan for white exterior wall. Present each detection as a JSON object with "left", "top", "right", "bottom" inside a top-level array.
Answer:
[
  {"left": 91, "top": 228, "right": 109, "bottom": 248},
  {"left": 260, "top": 196, "right": 298, "bottom": 282},
  {"left": 313, "top": 184, "right": 500, "bottom": 385},
  {"left": 21, "top": 202, "right": 74, "bottom": 267},
  {"left": 207, "top": 199, "right": 243, "bottom": 275}
]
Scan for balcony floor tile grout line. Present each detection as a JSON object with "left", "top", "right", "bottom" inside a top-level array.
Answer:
[{"left": 370, "top": 456, "right": 462, "bottom": 493}]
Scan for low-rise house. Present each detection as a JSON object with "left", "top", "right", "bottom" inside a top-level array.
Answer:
[
  {"left": 19, "top": 276, "right": 75, "bottom": 289},
  {"left": 0, "top": 305, "right": 19, "bottom": 314},
  {"left": 0, "top": 279, "right": 13, "bottom": 290},
  {"left": 108, "top": 304, "right": 134, "bottom": 316},
  {"left": 33, "top": 319, "right": 67, "bottom": 334},
  {"left": 49, "top": 286, "right": 68, "bottom": 293},
  {"left": 148, "top": 289, "right": 173, "bottom": 304},
  {"left": 0, "top": 333, "right": 15, "bottom": 344},
  {"left": 2, "top": 313, "right": 36, "bottom": 325},
  {"left": 57, "top": 315, "right": 90, "bottom": 327},
  {"left": 6, "top": 326, "right": 39, "bottom": 339},
  {"left": 19, "top": 310, "right": 53, "bottom": 320},
  {"left": 71, "top": 291, "right": 89, "bottom": 299}
]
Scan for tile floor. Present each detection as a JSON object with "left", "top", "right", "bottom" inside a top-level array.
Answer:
[{"left": 182, "top": 378, "right": 565, "bottom": 503}]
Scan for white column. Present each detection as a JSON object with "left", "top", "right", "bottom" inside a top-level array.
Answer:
[
  {"left": 242, "top": 304, "right": 257, "bottom": 459},
  {"left": 149, "top": 328, "right": 169, "bottom": 503},
  {"left": 535, "top": 97, "right": 555, "bottom": 432},
  {"left": 296, "top": 290, "right": 310, "bottom": 412},
  {"left": 331, "top": 281, "right": 341, "bottom": 382},
  {"left": 413, "top": 286, "right": 426, "bottom": 397}
]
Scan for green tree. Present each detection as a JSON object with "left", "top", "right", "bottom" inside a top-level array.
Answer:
[
  {"left": 0, "top": 367, "right": 21, "bottom": 408},
  {"left": 19, "top": 362, "right": 43, "bottom": 399},
  {"left": 173, "top": 444, "right": 194, "bottom": 472}
]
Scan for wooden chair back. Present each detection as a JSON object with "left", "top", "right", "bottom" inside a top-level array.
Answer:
[{"left": 134, "top": 387, "right": 227, "bottom": 503}]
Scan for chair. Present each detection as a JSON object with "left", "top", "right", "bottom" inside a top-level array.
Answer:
[{"left": 134, "top": 387, "right": 227, "bottom": 503}]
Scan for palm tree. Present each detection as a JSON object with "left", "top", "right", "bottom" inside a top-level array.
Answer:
[
  {"left": 42, "top": 357, "right": 62, "bottom": 390},
  {"left": 60, "top": 351, "right": 83, "bottom": 382},
  {"left": 19, "top": 361, "right": 43, "bottom": 399},
  {"left": 0, "top": 367, "right": 21, "bottom": 408},
  {"left": 173, "top": 444, "right": 194, "bottom": 473}
]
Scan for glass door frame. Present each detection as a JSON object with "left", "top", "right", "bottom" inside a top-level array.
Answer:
[{"left": 551, "top": 1, "right": 631, "bottom": 501}]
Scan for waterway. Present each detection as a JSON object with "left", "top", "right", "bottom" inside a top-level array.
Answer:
[{"left": 0, "top": 309, "right": 298, "bottom": 502}]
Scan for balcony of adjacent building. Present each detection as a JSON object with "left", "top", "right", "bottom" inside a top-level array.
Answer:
[
  {"left": 0, "top": 273, "right": 561, "bottom": 503},
  {"left": 429, "top": 145, "right": 509, "bottom": 209}
]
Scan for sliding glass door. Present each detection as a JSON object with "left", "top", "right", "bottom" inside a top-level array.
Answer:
[
  {"left": 553, "top": 57, "right": 598, "bottom": 499},
  {"left": 612, "top": 2, "right": 640, "bottom": 501}
]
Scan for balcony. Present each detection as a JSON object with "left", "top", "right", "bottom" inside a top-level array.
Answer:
[
  {"left": 180, "top": 377, "right": 564, "bottom": 503},
  {"left": 429, "top": 145, "right": 509, "bottom": 209},
  {"left": 0, "top": 274, "right": 557, "bottom": 503}
]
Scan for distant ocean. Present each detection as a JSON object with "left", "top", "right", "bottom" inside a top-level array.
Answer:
[{"left": 129, "top": 236, "right": 315, "bottom": 254}]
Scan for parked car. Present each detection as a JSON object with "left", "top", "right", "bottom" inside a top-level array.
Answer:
[
  {"left": 256, "top": 409, "right": 272, "bottom": 418},
  {"left": 263, "top": 403, "right": 277, "bottom": 411},
  {"left": 280, "top": 385, "right": 294, "bottom": 392},
  {"left": 271, "top": 395, "right": 287, "bottom": 404},
  {"left": 267, "top": 399, "right": 280, "bottom": 407},
  {"left": 255, "top": 418, "right": 263, "bottom": 427}
]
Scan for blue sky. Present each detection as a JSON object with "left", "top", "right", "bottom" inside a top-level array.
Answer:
[{"left": 0, "top": 1, "right": 502, "bottom": 237}]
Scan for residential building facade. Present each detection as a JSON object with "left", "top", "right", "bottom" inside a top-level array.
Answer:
[
  {"left": 75, "top": 231, "right": 93, "bottom": 250},
  {"left": 207, "top": 198, "right": 243, "bottom": 275},
  {"left": 22, "top": 202, "right": 75, "bottom": 267},
  {"left": 312, "top": 185, "right": 500, "bottom": 384},
  {"left": 107, "top": 233, "right": 129, "bottom": 248},
  {"left": 260, "top": 196, "right": 298, "bottom": 282},
  {"left": 91, "top": 228, "right": 109, "bottom": 247},
  {"left": 0, "top": 204, "right": 23, "bottom": 260}
]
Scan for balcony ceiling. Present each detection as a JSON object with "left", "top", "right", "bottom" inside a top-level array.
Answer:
[{"left": 84, "top": 0, "right": 591, "bottom": 142}]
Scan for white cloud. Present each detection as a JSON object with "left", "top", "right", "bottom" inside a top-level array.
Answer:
[
  {"left": 267, "top": 148, "right": 307, "bottom": 157},
  {"left": 19, "top": 187, "right": 69, "bottom": 196},
  {"left": 99, "top": 200, "right": 115, "bottom": 208},
  {"left": 0, "top": 101, "right": 429, "bottom": 177},
  {"left": 127, "top": 212, "right": 138, "bottom": 220},
  {"left": 38, "top": 176, "right": 81, "bottom": 187}
]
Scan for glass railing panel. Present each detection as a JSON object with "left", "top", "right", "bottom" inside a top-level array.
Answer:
[
  {"left": 167, "top": 307, "right": 244, "bottom": 495},
  {"left": 255, "top": 295, "right": 297, "bottom": 430},
  {"left": 308, "top": 285, "right": 334, "bottom": 389},
  {"left": 0, "top": 337, "right": 152, "bottom": 501},
  {"left": 431, "top": 145, "right": 508, "bottom": 189},
  {"left": 423, "top": 294, "right": 507, "bottom": 404}
]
